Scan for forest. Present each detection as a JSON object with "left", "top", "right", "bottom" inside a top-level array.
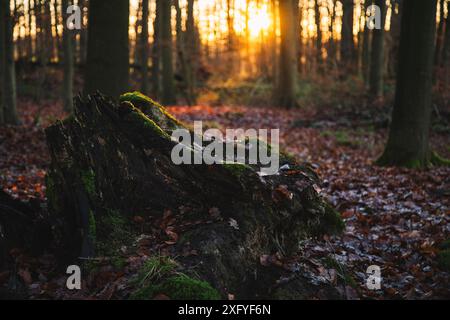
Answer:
[{"left": 0, "top": 0, "right": 449, "bottom": 302}]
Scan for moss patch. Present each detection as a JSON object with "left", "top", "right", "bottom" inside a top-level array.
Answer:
[
  {"left": 96, "top": 210, "right": 132, "bottom": 257},
  {"left": 431, "top": 151, "right": 450, "bottom": 167},
  {"left": 438, "top": 249, "right": 450, "bottom": 272},
  {"left": 80, "top": 169, "right": 96, "bottom": 196},
  {"left": 130, "top": 256, "right": 220, "bottom": 300},
  {"left": 120, "top": 91, "right": 181, "bottom": 129},
  {"left": 323, "top": 256, "right": 357, "bottom": 288}
]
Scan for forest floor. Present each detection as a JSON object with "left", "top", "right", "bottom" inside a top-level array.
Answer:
[{"left": 0, "top": 97, "right": 449, "bottom": 300}]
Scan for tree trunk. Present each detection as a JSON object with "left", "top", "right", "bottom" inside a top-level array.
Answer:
[
  {"left": 159, "top": 0, "right": 175, "bottom": 105},
  {"left": 0, "top": 0, "right": 20, "bottom": 125},
  {"left": 369, "top": 0, "right": 387, "bottom": 97},
  {"left": 84, "top": 0, "right": 130, "bottom": 99},
  {"left": 315, "top": 0, "right": 322, "bottom": 70},
  {"left": 275, "top": 0, "right": 298, "bottom": 108},
  {"left": 387, "top": 0, "right": 402, "bottom": 79},
  {"left": 340, "top": 0, "right": 355, "bottom": 71},
  {"left": 378, "top": 0, "right": 437, "bottom": 168},
  {"left": 185, "top": 0, "right": 197, "bottom": 105},
  {"left": 62, "top": 0, "right": 74, "bottom": 112},
  {"left": 361, "top": 0, "right": 371, "bottom": 85},
  {"left": 78, "top": 0, "right": 88, "bottom": 65},
  {"left": 45, "top": 92, "right": 343, "bottom": 297},
  {"left": 444, "top": 1, "right": 450, "bottom": 90},
  {"left": 151, "top": 0, "right": 161, "bottom": 98},
  {"left": 141, "top": 0, "right": 150, "bottom": 95},
  {"left": 435, "top": 0, "right": 445, "bottom": 67}
]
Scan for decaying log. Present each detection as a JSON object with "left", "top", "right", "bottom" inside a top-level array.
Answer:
[{"left": 45, "top": 92, "right": 343, "bottom": 297}]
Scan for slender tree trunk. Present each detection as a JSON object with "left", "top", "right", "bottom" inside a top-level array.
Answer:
[
  {"left": 435, "top": 0, "right": 445, "bottom": 67},
  {"left": 134, "top": 0, "right": 142, "bottom": 67},
  {"left": 340, "top": 0, "right": 355, "bottom": 71},
  {"left": 270, "top": 0, "right": 278, "bottom": 82},
  {"left": 151, "top": 0, "right": 161, "bottom": 98},
  {"left": 295, "top": 0, "right": 303, "bottom": 74},
  {"left": 1, "top": 0, "right": 20, "bottom": 125},
  {"left": 369, "top": 0, "right": 387, "bottom": 97},
  {"left": 275, "top": 0, "right": 298, "bottom": 108},
  {"left": 84, "top": 0, "right": 130, "bottom": 98},
  {"left": 62, "top": 0, "right": 74, "bottom": 112},
  {"left": 361, "top": 0, "right": 371, "bottom": 85},
  {"left": 315, "top": 0, "right": 322, "bottom": 70},
  {"left": 27, "top": 0, "right": 33, "bottom": 61},
  {"left": 378, "top": 0, "right": 437, "bottom": 168},
  {"left": 185, "top": 0, "right": 197, "bottom": 105},
  {"left": 53, "top": 0, "right": 61, "bottom": 62},
  {"left": 78, "top": 0, "right": 88, "bottom": 64},
  {"left": 226, "top": 0, "right": 235, "bottom": 74},
  {"left": 0, "top": 0, "right": 5, "bottom": 124},
  {"left": 387, "top": 0, "right": 402, "bottom": 78},
  {"left": 141, "top": 0, "right": 150, "bottom": 95},
  {"left": 327, "top": 0, "right": 337, "bottom": 71},
  {"left": 443, "top": 1, "right": 450, "bottom": 91},
  {"left": 159, "top": 0, "right": 175, "bottom": 104}
]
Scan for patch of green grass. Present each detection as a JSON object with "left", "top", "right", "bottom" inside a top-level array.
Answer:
[
  {"left": 321, "top": 130, "right": 359, "bottom": 148},
  {"left": 80, "top": 169, "right": 96, "bottom": 196},
  {"left": 130, "top": 256, "right": 220, "bottom": 300},
  {"left": 438, "top": 249, "right": 450, "bottom": 272},
  {"left": 323, "top": 256, "right": 357, "bottom": 288}
]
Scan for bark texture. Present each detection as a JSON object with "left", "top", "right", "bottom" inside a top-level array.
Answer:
[{"left": 378, "top": 0, "right": 437, "bottom": 168}]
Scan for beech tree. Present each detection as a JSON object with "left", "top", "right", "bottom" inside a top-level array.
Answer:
[
  {"left": 275, "top": 0, "right": 298, "bottom": 108},
  {"left": 0, "top": 0, "right": 19, "bottom": 125},
  {"left": 378, "top": 0, "right": 438, "bottom": 167},
  {"left": 159, "top": 0, "right": 176, "bottom": 104},
  {"left": 84, "top": 0, "right": 130, "bottom": 98},
  {"left": 369, "top": 0, "right": 387, "bottom": 97},
  {"left": 62, "top": 0, "right": 74, "bottom": 112}
]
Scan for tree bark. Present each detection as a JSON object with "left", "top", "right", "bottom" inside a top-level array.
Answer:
[
  {"left": 340, "top": 0, "right": 355, "bottom": 71},
  {"left": 151, "top": 0, "right": 161, "bottom": 97},
  {"left": 45, "top": 92, "right": 343, "bottom": 296},
  {"left": 378, "top": 0, "right": 437, "bottom": 168},
  {"left": 0, "top": 0, "right": 20, "bottom": 125},
  {"left": 315, "top": 0, "right": 323, "bottom": 70},
  {"left": 185, "top": 0, "right": 197, "bottom": 105},
  {"left": 275, "top": 0, "right": 298, "bottom": 108},
  {"left": 141, "top": 0, "right": 150, "bottom": 95},
  {"left": 160, "top": 0, "right": 175, "bottom": 105},
  {"left": 62, "top": 0, "right": 74, "bottom": 112},
  {"left": 361, "top": 0, "right": 371, "bottom": 85},
  {"left": 84, "top": 0, "right": 130, "bottom": 99},
  {"left": 369, "top": 0, "right": 387, "bottom": 97}
]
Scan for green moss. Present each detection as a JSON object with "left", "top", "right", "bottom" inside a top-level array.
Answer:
[
  {"left": 120, "top": 91, "right": 181, "bottom": 128},
  {"left": 323, "top": 256, "right": 357, "bottom": 288},
  {"left": 438, "top": 249, "right": 450, "bottom": 272},
  {"left": 431, "top": 151, "right": 450, "bottom": 167},
  {"left": 45, "top": 174, "right": 56, "bottom": 207},
  {"left": 124, "top": 107, "right": 171, "bottom": 139},
  {"left": 223, "top": 162, "right": 253, "bottom": 176},
  {"left": 322, "top": 203, "right": 345, "bottom": 234},
  {"left": 81, "top": 169, "right": 96, "bottom": 196},
  {"left": 131, "top": 274, "right": 220, "bottom": 300},
  {"left": 96, "top": 209, "right": 132, "bottom": 256},
  {"left": 322, "top": 130, "right": 359, "bottom": 147},
  {"left": 130, "top": 256, "right": 220, "bottom": 300},
  {"left": 439, "top": 239, "right": 450, "bottom": 250},
  {"left": 88, "top": 210, "right": 96, "bottom": 242}
]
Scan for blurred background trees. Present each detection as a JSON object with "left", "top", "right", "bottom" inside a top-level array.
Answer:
[{"left": 0, "top": 0, "right": 448, "bottom": 166}]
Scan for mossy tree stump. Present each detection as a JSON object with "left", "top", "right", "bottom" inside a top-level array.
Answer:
[{"left": 45, "top": 92, "right": 343, "bottom": 297}]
